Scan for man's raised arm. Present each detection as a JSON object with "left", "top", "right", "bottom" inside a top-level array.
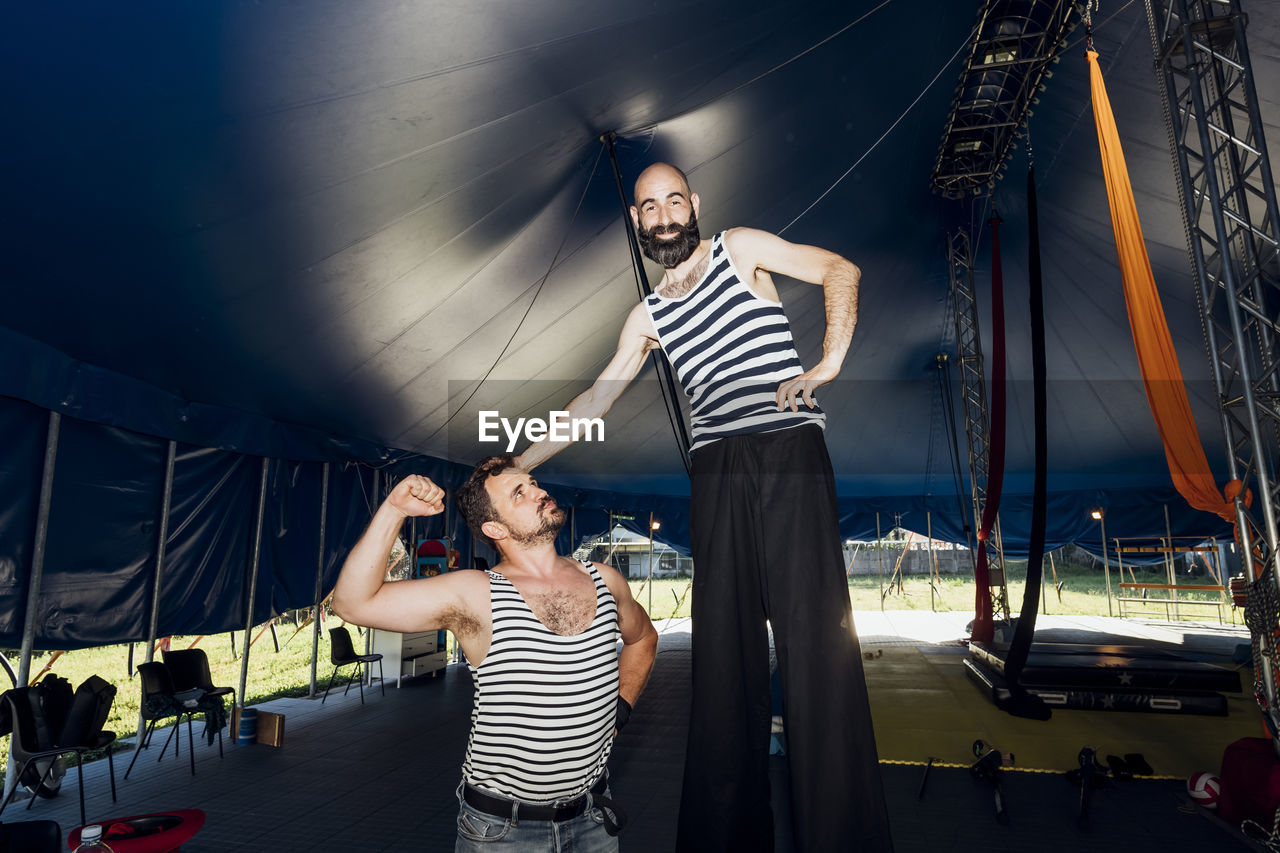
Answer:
[
  {"left": 331, "top": 475, "right": 473, "bottom": 634},
  {"left": 515, "top": 302, "right": 659, "bottom": 471}
]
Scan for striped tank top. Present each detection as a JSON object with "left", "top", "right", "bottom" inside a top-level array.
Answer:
[
  {"left": 461, "top": 562, "right": 619, "bottom": 803},
  {"left": 644, "top": 231, "right": 825, "bottom": 451}
]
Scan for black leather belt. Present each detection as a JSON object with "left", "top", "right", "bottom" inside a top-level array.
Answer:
[{"left": 463, "top": 773, "right": 609, "bottom": 823}]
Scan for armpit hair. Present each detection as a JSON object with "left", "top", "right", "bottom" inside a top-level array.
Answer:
[{"left": 440, "top": 606, "right": 481, "bottom": 638}]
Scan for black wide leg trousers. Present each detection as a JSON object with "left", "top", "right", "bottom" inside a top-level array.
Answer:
[{"left": 675, "top": 425, "right": 893, "bottom": 853}]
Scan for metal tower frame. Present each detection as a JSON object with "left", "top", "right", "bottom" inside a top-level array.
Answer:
[
  {"left": 949, "top": 228, "right": 1012, "bottom": 625},
  {"left": 1145, "top": 0, "right": 1280, "bottom": 731}
]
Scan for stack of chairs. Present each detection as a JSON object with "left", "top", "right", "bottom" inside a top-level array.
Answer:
[{"left": 0, "top": 674, "right": 118, "bottom": 827}]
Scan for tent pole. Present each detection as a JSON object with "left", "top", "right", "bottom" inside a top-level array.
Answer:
[
  {"left": 309, "top": 462, "right": 330, "bottom": 698},
  {"left": 602, "top": 132, "right": 692, "bottom": 473},
  {"left": 409, "top": 515, "right": 417, "bottom": 571},
  {"left": 1041, "top": 552, "right": 1049, "bottom": 615},
  {"left": 647, "top": 512, "right": 655, "bottom": 615},
  {"left": 6, "top": 411, "right": 60, "bottom": 797},
  {"left": 1100, "top": 512, "right": 1112, "bottom": 617},
  {"left": 876, "top": 512, "right": 884, "bottom": 612},
  {"left": 144, "top": 441, "right": 177, "bottom": 666},
  {"left": 137, "top": 440, "right": 176, "bottom": 747},
  {"left": 927, "top": 511, "right": 936, "bottom": 612},
  {"left": 238, "top": 458, "right": 270, "bottom": 709},
  {"left": 368, "top": 469, "right": 381, "bottom": 667},
  {"left": 1164, "top": 504, "right": 1179, "bottom": 621}
]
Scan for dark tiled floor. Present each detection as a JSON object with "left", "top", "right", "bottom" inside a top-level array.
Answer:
[{"left": 3, "top": 618, "right": 1255, "bottom": 851}]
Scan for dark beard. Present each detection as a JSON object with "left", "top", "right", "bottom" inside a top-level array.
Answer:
[
  {"left": 637, "top": 211, "right": 701, "bottom": 268},
  {"left": 509, "top": 505, "right": 567, "bottom": 546}
]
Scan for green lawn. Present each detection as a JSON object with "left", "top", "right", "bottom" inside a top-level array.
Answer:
[
  {"left": 0, "top": 557, "right": 1235, "bottom": 778},
  {"left": 627, "top": 557, "right": 1235, "bottom": 622},
  {"left": 628, "top": 577, "right": 696, "bottom": 620},
  {"left": 1, "top": 615, "right": 339, "bottom": 776},
  {"left": 860, "top": 558, "right": 1234, "bottom": 619}
]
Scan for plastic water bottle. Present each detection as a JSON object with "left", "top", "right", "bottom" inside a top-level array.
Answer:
[{"left": 74, "top": 824, "right": 115, "bottom": 851}]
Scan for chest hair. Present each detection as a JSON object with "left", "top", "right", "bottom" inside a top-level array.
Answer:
[
  {"left": 527, "top": 586, "right": 595, "bottom": 636},
  {"left": 659, "top": 250, "right": 711, "bottom": 299}
]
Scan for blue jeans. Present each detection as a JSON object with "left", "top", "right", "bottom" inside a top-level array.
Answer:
[{"left": 454, "top": 784, "right": 618, "bottom": 852}]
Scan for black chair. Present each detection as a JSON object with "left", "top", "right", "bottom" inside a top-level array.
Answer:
[
  {"left": 322, "top": 627, "right": 384, "bottom": 704},
  {"left": 0, "top": 685, "right": 117, "bottom": 827},
  {"left": 124, "top": 662, "right": 198, "bottom": 780},
  {"left": 0, "top": 819, "right": 61, "bottom": 853},
  {"left": 163, "top": 648, "right": 233, "bottom": 757}
]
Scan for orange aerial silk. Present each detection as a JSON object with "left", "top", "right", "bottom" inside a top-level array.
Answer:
[{"left": 1087, "top": 49, "right": 1244, "bottom": 524}]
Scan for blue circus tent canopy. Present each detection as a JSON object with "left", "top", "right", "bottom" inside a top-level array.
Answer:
[{"left": 2, "top": 0, "right": 1276, "bottom": 647}]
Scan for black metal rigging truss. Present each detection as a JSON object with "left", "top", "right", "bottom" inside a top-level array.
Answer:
[
  {"left": 1145, "top": 0, "right": 1280, "bottom": 731},
  {"left": 949, "top": 229, "right": 1012, "bottom": 624},
  {"left": 932, "top": 0, "right": 1081, "bottom": 199}
]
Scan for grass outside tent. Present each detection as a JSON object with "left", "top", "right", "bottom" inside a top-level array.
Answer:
[
  {"left": 0, "top": 549, "right": 1239, "bottom": 777},
  {"left": 625, "top": 548, "right": 1237, "bottom": 622},
  {"left": 0, "top": 616, "right": 339, "bottom": 778}
]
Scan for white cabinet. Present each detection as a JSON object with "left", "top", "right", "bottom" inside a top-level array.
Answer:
[
  {"left": 369, "top": 628, "right": 448, "bottom": 687},
  {"left": 367, "top": 537, "right": 453, "bottom": 687}
]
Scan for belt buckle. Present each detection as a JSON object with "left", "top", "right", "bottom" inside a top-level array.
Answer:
[{"left": 551, "top": 792, "right": 585, "bottom": 820}]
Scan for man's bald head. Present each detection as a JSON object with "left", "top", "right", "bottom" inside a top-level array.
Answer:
[{"left": 633, "top": 162, "right": 692, "bottom": 203}]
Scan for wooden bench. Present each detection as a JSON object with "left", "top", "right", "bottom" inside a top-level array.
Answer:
[{"left": 1117, "top": 582, "right": 1230, "bottom": 623}]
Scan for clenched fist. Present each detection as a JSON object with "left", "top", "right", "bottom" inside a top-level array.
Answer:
[{"left": 389, "top": 474, "right": 446, "bottom": 517}]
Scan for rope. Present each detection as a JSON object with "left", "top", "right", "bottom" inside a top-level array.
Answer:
[
  {"left": 780, "top": 32, "right": 970, "bottom": 235},
  {"left": 619, "top": 0, "right": 898, "bottom": 135},
  {"left": 1083, "top": 0, "right": 1099, "bottom": 52},
  {"left": 932, "top": 355, "right": 972, "bottom": 549},
  {"left": 877, "top": 757, "right": 1180, "bottom": 779},
  {"left": 1242, "top": 804, "right": 1280, "bottom": 851},
  {"left": 1244, "top": 574, "right": 1280, "bottom": 735},
  {"left": 671, "top": 581, "right": 693, "bottom": 617},
  {"left": 924, "top": 361, "right": 942, "bottom": 501}
]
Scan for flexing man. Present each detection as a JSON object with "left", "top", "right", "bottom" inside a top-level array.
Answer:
[
  {"left": 332, "top": 457, "right": 657, "bottom": 852},
  {"left": 515, "top": 163, "right": 892, "bottom": 852}
]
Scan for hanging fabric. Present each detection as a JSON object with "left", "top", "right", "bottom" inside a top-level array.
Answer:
[
  {"left": 997, "top": 164, "right": 1051, "bottom": 721},
  {"left": 1087, "top": 49, "right": 1244, "bottom": 524},
  {"left": 971, "top": 215, "right": 1008, "bottom": 646}
]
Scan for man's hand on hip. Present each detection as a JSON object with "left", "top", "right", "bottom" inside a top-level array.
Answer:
[{"left": 776, "top": 363, "right": 839, "bottom": 412}]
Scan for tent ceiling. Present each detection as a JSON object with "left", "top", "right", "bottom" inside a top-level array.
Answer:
[{"left": 4, "top": 1, "right": 1280, "bottom": 503}]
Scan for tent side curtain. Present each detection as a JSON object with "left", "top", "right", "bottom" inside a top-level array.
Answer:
[
  {"left": 0, "top": 396, "right": 48, "bottom": 641},
  {"left": 0, "top": 398, "right": 674, "bottom": 649},
  {"left": 0, "top": 395, "right": 397, "bottom": 649},
  {"left": 0, "top": 393, "right": 1236, "bottom": 650},
  {"left": 38, "top": 419, "right": 164, "bottom": 646}
]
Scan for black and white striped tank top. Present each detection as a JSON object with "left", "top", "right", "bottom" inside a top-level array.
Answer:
[
  {"left": 644, "top": 231, "right": 825, "bottom": 451},
  {"left": 461, "top": 562, "right": 619, "bottom": 803}
]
